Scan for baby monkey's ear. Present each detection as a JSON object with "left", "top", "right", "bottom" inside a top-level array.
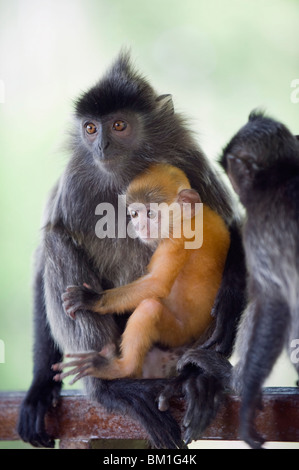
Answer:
[{"left": 177, "top": 189, "right": 202, "bottom": 219}]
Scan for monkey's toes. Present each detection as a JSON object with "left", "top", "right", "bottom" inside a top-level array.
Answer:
[{"left": 241, "top": 426, "right": 266, "bottom": 449}]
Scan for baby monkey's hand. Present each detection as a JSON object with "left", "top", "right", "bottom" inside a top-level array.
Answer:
[{"left": 62, "top": 284, "right": 103, "bottom": 319}]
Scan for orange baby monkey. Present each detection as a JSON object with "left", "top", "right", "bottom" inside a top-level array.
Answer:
[{"left": 53, "top": 164, "right": 230, "bottom": 382}]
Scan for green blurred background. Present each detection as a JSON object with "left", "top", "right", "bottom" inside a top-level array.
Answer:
[{"left": 0, "top": 0, "right": 299, "bottom": 448}]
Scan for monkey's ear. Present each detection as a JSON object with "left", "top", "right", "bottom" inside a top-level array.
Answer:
[
  {"left": 226, "top": 153, "right": 259, "bottom": 195},
  {"left": 156, "top": 94, "right": 174, "bottom": 113},
  {"left": 177, "top": 189, "right": 202, "bottom": 219}
]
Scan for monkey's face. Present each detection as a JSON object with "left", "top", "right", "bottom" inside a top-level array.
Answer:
[
  {"left": 81, "top": 111, "right": 143, "bottom": 171},
  {"left": 221, "top": 113, "right": 299, "bottom": 204},
  {"left": 74, "top": 52, "right": 176, "bottom": 182},
  {"left": 128, "top": 203, "right": 161, "bottom": 246}
]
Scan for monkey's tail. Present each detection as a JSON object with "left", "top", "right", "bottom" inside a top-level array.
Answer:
[{"left": 84, "top": 376, "right": 184, "bottom": 449}]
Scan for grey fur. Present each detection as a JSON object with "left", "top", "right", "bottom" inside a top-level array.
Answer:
[
  {"left": 221, "top": 111, "right": 299, "bottom": 448},
  {"left": 18, "top": 51, "right": 246, "bottom": 449}
]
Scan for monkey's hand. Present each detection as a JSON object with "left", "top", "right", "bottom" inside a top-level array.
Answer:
[
  {"left": 158, "top": 349, "right": 231, "bottom": 444},
  {"left": 158, "top": 365, "right": 224, "bottom": 444},
  {"left": 18, "top": 377, "right": 61, "bottom": 448},
  {"left": 61, "top": 284, "right": 104, "bottom": 319},
  {"left": 52, "top": 346, "right": 115, "bottom": 384}
]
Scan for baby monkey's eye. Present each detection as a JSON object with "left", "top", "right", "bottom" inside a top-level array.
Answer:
[
  {"left": 112, "top": 120, "right": 127, "bottom": 132},
  {"left": 84, "top": 122, "right": 97, "bottom": 134},
  {"left": 147, "top": 210, "right": 156, "bottom": 219},
  {"left": 130, "top": 210, "right": 138, "bottom": 219}
]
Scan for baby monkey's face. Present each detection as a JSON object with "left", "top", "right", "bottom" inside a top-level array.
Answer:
[{"left": 128, "top": 203, "right": 160, "bottom": 245}]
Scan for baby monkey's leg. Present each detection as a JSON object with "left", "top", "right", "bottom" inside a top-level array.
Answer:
[{"left": 53, "top": 299, "right": 186, "bottom": 381}]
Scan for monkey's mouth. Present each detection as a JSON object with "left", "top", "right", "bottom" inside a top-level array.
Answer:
[
  {"left": 98, "top": 157, "right": 118, "bottom": 169},
  {"left": 139, "top": 232, "right": 159, "bottom": 244},
  {"left": 95, "top": 156, "right": 121, "bottom": 174}
]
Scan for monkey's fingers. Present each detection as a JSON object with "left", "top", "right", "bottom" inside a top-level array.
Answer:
[
  {"left": 70, "top": 351, "right": 109, "bottom": 365},
  {"left": 61, "top": 288, "right": 86, "bottom": 319},
  {"left": 69, "top": 369, "right": 92, "bottom": 385},
  {"left": 53, "top": 363, "right": 91, "bottom": 382},
  {"left": 157, "top": 377, "right": 184, "bottom": 412},
  {"left": 158, "top": 385, "right": 174, "bottom": 411},
  {"left": 62, "top": 285, "right": 103, "bottom": 319},
  {"left": 182, "top": 374, "right": 199, "bottom": 429},
  {"left": 183, "top": 373, "right": 223, "bottom": 445},
  {"left": 52, "top": 352, "right": 101, "bottom": 371},
  {"left": 157, "top": 394, "right": 170, "bottom": 412},
  {"left": 65, "top": 352, "right": 101, "bottom": 359},
  {"left": 61, "top": 296, "right": 82, "bottom": 319},
  {"left": 65, "top": 351, "right": 110, "bottom": 376},
  {"left": 52, "top": 358, "right": 88, "bottom": 371},
  {"left": 82, "top": 283, "right": 92, "bottom": 289},
  {"left": 65, "top": 345, "right": 115, "bottom": 360}
]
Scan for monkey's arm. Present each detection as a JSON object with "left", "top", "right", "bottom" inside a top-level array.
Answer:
[
  {"left": 17, "top": 246, "right": 63, "bottom": 448},
  {"left": 62, "top": 240, "right": 190, "bottom": 318}
]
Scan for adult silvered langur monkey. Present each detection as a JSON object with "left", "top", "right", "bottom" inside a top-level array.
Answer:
[
  {"left": 18, "top": 51, "right": 246, "bottom": 448},
  {"left": 221, "top": 112, "right": 299, "bottom": 449}
]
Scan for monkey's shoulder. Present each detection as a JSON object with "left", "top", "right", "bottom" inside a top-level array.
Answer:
[
  {"left": 265, "top": 175, "right": 299, "bottom": 218},
  {"left": 284, "top": 175, "right": 299, "bottom": 205}
]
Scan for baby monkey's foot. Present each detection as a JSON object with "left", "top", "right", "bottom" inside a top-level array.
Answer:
[{"left": 52, "top": 345, "right": 116, "bottom": 384}]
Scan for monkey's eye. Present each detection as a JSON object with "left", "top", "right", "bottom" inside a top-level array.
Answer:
[
  {"left": 130, "top": 210, "right": 138, "bottom": 219},
  {"left": 112, "top": 120, "right": 127, "bottom": 132},
  {"left": 147, "top": 210, "right": 156, "bottom": 219},
  {"left": 84, "top": 122, "right": 97, "bottom": 135}
]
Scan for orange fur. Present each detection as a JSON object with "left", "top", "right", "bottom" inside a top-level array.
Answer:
[{"left": 71, "top": 164, "right": 230, "bottom": 379}]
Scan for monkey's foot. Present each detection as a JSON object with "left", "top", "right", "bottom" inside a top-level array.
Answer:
[
  {"left": 61, "top": 284, "right": 102, "bottom": 319},
  {"left": 52, "top": 348, "right": 141, "bottom": 382},
  {"left": 240, "top": 425, "right": 265, "bottom": 449},
  {"left": 52, "top": 348, "right": 113, "bottom": 384}
]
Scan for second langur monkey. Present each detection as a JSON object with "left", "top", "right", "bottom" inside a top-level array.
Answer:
[{"left": 53, "top": 164, "right": 231, "bottom": 381}]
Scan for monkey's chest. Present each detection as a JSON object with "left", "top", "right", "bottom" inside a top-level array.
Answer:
[{"left": 87, "top": 235, "right": 152, "bottom": 286}]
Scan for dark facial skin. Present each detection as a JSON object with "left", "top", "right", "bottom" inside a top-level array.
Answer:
[{"left": 81, "top": 112, "right": 142, "bottom": 171}]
